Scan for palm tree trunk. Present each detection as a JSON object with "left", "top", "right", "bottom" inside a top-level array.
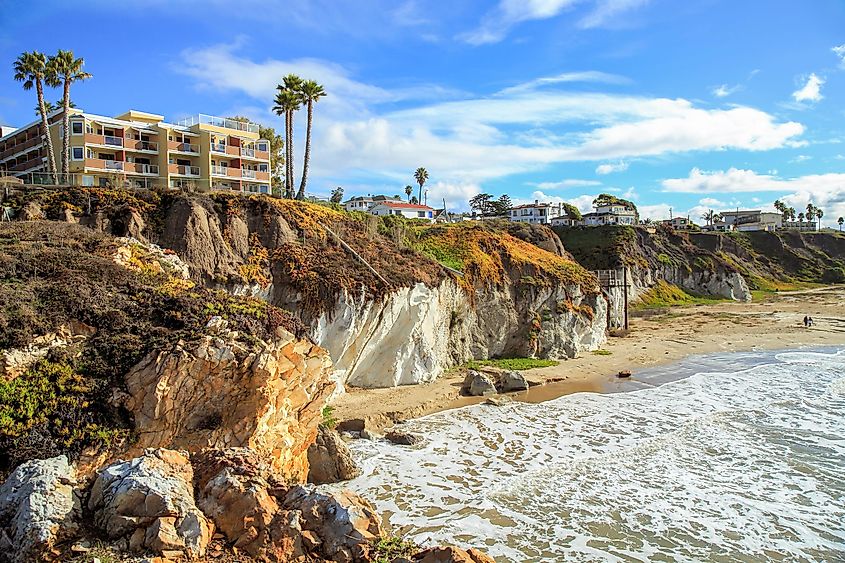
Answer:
[
  {"left": 283, "top": 110, "right": 291, "bottom": 197},
  {"left": 35, "top": 79, "right": 58, "bottom": 179},
  {"left": 418, "top": 183, "right": 422, "bottom": 203},
  {"left": 61, "top": 80, "right": 71, "bottom": 178},
  {"left": 288, "top": 111, "right": 295, "bottom": 198},
  {"left": 297, "top": 101, "right": 313, "bottom": 200}
]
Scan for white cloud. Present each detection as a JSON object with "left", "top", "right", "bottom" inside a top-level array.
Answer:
[
  {"left": 699, "top": 197, "right": 725, "bottom": 207},
  {"left": 661, "top": 168, "right": 845, "bottom": 225},
  {"left": 833, "top": 44, "right": 845, "bottom": 67},
  {"left": 712, "top": 84, "right": 740, "bottom": 98},
  {"left": 790, "top": 154, "right": 812, "bottom": 163},
  {"left": 497, "top": 71, "right": 630, "bottom": 95},
  {"left": 792, "top": 73, "right": 825, "bottom": 103},
  {"left": 579, "top": 0, "right": 650, "bottom": 29},
  {"left": 638, "top": 203, "right": 672, "bottom": 221},
  {"left": 595, "top": 160, "right": 629, "bottom": 174},
  {"left": 530, "top": 179, "right": 603, "bottom": 189},
  {"left": 459, "top": 0, "right": 650, "bottom": 44},
  {"left": 425, "top": 180, "right": 481, "bottom": 212}
]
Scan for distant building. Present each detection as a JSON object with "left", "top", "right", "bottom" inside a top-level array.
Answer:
[
  {"left": 719, "top": 210, "right": 782, "bottom": 232},
  {"left": 580, "top": 203, "right": 638, "bottom": 226},
  {"left": 509, "top": 200, "right": 565, "bottom": 224},
  {"left": 550, "top": 215, "right": 580, "bottom": 227},
  {"left": 368, "top": 201, "right": 435, "bottom": 222},
  {"left": 342, "top": 194, "right": 403, "bottom": 212},
  {"left": 661, "top": 217, "right": 695, "bottom": 230}
]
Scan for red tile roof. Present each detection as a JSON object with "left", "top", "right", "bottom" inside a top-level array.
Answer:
[{"left": 375, "top": 201, "right": 434, "bottom": 210}]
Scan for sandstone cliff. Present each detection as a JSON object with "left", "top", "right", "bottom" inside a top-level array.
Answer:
[{"left": 12, "top": 189, "right": 607, "bottom": 388}]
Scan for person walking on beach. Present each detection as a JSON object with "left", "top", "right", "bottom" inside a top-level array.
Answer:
[
  {"left": 808, "top": 317, "right": 814, "bottom": 327},
  {"left": 804, "top": 315, "right": 809, "bottom": 328}
]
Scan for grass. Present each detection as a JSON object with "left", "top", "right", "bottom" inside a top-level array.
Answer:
[
  {"left": 632, "top": 280, "right": 728, "bottom": 310},
  {"left": 371, "top": 536, "right": 419, "bottom": 563},
  {"left": 466, "top": 358, "right": 559, "bottom": 370},
  {"left": 592, "top": 349, "right": 612, "bottom": 356}
]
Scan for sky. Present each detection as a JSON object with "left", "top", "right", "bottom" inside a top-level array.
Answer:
[{"left": 1, "top": 0, "right": 844, "bottom": 222}]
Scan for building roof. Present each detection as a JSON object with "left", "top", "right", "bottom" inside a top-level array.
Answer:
[
  {"left": 720, "top": 210, "right": 763, "bottom": 216},
  {"left": 374, "top": 201, "right": 434, "bottom": 210}
]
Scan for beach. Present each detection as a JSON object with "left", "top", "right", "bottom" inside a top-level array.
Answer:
[{"left": 333, "top": 285, "right": 845, "bottom": 429}]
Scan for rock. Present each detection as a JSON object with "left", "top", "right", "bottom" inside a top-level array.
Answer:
[
  {"left": 19, "top": 201, "right": 44, "bottom": 221},
  {"left": 124, "top": 327, "right": 336, "bottom": 482},
  {"left": 307, "top": 426, "right": 362, "bottom": 484},
  {"left": 484, "top": 396, "right": 512, "bottom": 407},
  {"left": 359, "top": 429, "right": 378, "bottom": 441},
  {"left": 462, "top": 370, "right": 497, "bottom": 397},
  {"left": 192, "top": 448, "right": 300, "bottom": 561},
  {"left": 497, "top": 370, "right": 529, "bottom": 392},
  {"left": 384, "top": 431, "right": 422, "bottom": 446},
  {"left": 0, "top": 456, "right": 81, "bottom": 563},
  {"left": 0, "top": 321, "right": 96, "bottom": 380},
  {"left": 413, "top": 546, "right": 496, "bottom": 563},
  {"left": 88, "top": 449, "right": 213, "bottom": 559},
  {"left": 336, "top": 419, "right": 366, "bottom": 433},
  {"left": 283, "top": 486, "right": 384, "bottom": 562},
  {"left": 617, "top": 370, "right": 632, "bottom": 378}
]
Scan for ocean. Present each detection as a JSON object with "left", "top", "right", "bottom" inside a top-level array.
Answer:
[{"left": 342, "top": 349, "right": 845, "bottom": 562}]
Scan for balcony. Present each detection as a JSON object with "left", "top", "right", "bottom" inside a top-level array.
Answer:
[
  {"left": 124, "top": 139, "right": 159, "bottom": 152},
  {"left": 210, "top": 142, "right": 227, "bottom": 153},
  {"left": 211, "top": 164, "right": 229, "bottom": 176},
  {"left": 84, "top": 133, "right": 124, "bottom": 148},
  {"left": 126, "top": 163, "right": 159, "bottom": 175},
  {"left": 168, "top": 141, "right": 199, "bottom": 154},
  {"left": 176, "top": 114, "right": 259, "bottom": 134},
  {"left": 169, "top": 164, "right": 200, "bottom": 176},
  {"left": 0, "top": 136, "right": 41, "bottom": 159},
  {"left": 241, "top": 169, "right": 257, "bottom": 179},
  {"left": 84, "top": 158, "right": 124, "bottom": 171},
  {"left": 240, "top": 146, "right": 270, "bottom": 161}
]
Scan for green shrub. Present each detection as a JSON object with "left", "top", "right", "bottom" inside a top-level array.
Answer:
[
  {"left": 371, "top": 536, "right": 419, "bottom": 563},
  {"left": 466, "top": 357, "right": 558, "bottom": 370},
  {"left": 320, "top": 406, "right": 338, "bottom": 430}
]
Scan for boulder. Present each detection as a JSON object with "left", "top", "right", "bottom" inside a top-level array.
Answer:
[
  {"left": 0, "top": 456, "right": 81, "bottom": 563},
  {"left": 462, "top": 370, "right": 497, "bottom": 397},
  {"left": 283, "top": 486, "right": 384, "bottom": 562},
  {"left": 19, "top": 201, "right": 44, "bottom": 221},
  {"left": 384, "top": 431, "right": 422, "bottom": 446},
  {"left": 125, "top": 328, "right": 336, "bottom": 482},
  {"left": 414, "top": 546, "right": 496, "bottom": 563},
  {"left": 192, "top": 448, "right": 301, "bottom": 561},
  {"left": 497, "top": 370, "right": 529, "bottom": 392},
  {"left": 88, "top": 449, "right": 213, "bottom": 559},
  {"left": 307, "top": 426, "right": 362, "bottom": 484}
]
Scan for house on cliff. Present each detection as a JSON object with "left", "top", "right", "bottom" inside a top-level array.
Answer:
[
  {"left": 580, "top": 203, "right": 638, "bottom": 226},
  {"left": 369, "top": 201, "right": 435, "bottom": 222},
  {"left": 510, "top": 200, "right": 565, "bottom": 224},
  {"left": 342, "top": 194, "right": 402, "bottom": 212}
]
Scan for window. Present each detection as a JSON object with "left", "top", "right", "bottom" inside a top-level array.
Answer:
[
  {"left": 86, "top": 148, "right": 94, "bottom": 159},
  {"left": 71, "top": 147, "right": 84, "bottom": 160},
  {"left": 82, "top": 175, "right": 94, "bottom": 187},
  {"left": 417, "top": 211, "right": 426, "bottom": 218},
  {"left": 71, "top": 121, "right": 83, "bottom": 135}
]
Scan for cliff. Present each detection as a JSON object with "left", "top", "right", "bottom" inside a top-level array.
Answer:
[
  {"left": 0, "top": 221, "right": 334, "bottom": 482},
  {"left": 11, "top": 188, "right": 607, "bottom": 388}
]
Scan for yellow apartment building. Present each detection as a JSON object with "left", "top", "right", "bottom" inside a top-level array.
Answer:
[{"left": 0, "top": 109, "right": 273, "bottom": 193}]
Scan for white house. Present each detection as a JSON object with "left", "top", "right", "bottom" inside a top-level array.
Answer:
[
  {"left": 510, "top": 201, "right": 566, "bottom": 224},
  {"left": 342, "top": 194, "right": 403, "bottom": 212},
  {"left": 369, "top": 201, "right": 435, "bottom": 222},
  {"left": 581, "top": 203, "right": 638, "bottom": 226},
  {"left": 550, "top": 215, "right": 579, "bottom": 227},
  {"left": 719, "top": 210, "right": 782, "bottom": 232},
  {"left": 661, "top": 217, "right": 695, "bottom": 230}
]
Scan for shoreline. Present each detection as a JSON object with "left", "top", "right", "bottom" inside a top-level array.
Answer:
[{"left": 332, "top": 286, "right": 845, "bottom": 432}]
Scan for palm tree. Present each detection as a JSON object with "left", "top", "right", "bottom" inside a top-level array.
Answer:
[
  {"left": 272, "top": 87, "right": 301, "bottom": 198},
  {"left": 296, "top": 80, "right": 326, "bottom": 200},
  {"left": 806, "top": 203, "right": 815, "bottom": 227},
  {"left": 46, "top": 50, "right": 91, "bottom": 177},
  {"left": 816, "top": 208, "right": 824, "bottom": 230},
  {"left": 788, "top": 207, "right": 796, "bottom": 222},
  {"left": 14, "top": 51, "right": 58, "bottom": 177},
  {"left": 838, "top": 217, "right": 843, "bottom": 231},
  {"left": 414, "top": 167, "right": 428, "bottom": 203},
  {"left": 798, "top": 212, "right": 805, "bottom": 223},
  {"left": 34, "top": 99, "right": 76, "bottom": 117},
  {"left": 701, "top": 209, "right": 717, "bottom": 226},
  {"left": 404, "top": 185, "right": 413, "bottom": 201}
]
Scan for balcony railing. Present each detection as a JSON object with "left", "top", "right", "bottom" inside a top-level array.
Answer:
[
  {"left": 210, "top": 142, "right": 227, "bottom": 153},
  {"left": 241, "top": 169, "right": 257, "bottom": 179},
  {"left": 211, "top": 164, "right": 228, "bottom": 176},
  {"left": 129, "top": 163, "right": 159, "bottom": 175},
  {"left": 168, "top": 141, "right": 199, "bottom": 154},
  {"left": 125, "top": 139, "right": 158, "bottom": 151},
  {"left": 170, "top": 164, "right": 200, "bottom": 176},
  {"left": 241, "top": 147, "right": 256, "bottom": 158},
  {"left": 104, "top": 160, "right": 123, "bottom": 170},
  {"left": 104, "top": 136, "right": 123, "bottom": 147},
  {"left": 176, "top": 114, "right": 259, "bottom": 134}
]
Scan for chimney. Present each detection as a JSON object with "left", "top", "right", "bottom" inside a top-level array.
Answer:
[{"left": 534, "top": 199, "right": 539, "bottom": 205}]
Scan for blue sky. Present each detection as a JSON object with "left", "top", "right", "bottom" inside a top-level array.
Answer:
[{"left": 1, "top": 0, "right": 844, "bottom": 221}]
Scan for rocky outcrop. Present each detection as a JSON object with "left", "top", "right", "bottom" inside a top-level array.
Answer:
[
  {"left": 414, "top": 546, "right": 497, "bottom": 563},
  {"left": 307, "top": 426, "right": 362, "bottom": 484},
  {"left": 463, "top": 371, "right": 497, "bottom": 397},
  {"left": 0, "top": 456, "right": 81, "bottom": 563},
  {"left": 314, "top": 279, "right": 606, "bottom": 388},
  {"left": 125, "top": 327, "right": 335, "bottom": 482},
  {"left": 88, "top": 449, "right": 213, "bottom": 559},
  {"left": 462, "top": 369, "right": 529, "bottom": 396},
  {"left": 0, "top": 321, "right": 96, "bottom": 380},
  {"left": 111, "top": 237, "right": 192, "bottom": 280}
]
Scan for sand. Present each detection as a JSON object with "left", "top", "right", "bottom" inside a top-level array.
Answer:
[{"left": 331, "top": 286, "right": 845, "bottom": 431}]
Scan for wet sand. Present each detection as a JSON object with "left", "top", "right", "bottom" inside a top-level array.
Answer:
[{"left": 332, "top": 285, "right": 845, "bottom": 431}]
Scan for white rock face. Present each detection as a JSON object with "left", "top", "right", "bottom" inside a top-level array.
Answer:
[
  {"left": 312, "top": 278, "right": 607, "bottom": 388},
  {"left": 627, "top": 266, "right": 751, "bottom": 303},
  {"left": 0, "top": 456, "right": 81, "bottom": 563}
]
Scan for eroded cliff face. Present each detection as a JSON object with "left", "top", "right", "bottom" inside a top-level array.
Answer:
[
  {"left": 125, "top": 326, "right": 335, "bottom": 482},
  {"left": 314, "top": 278, "right": 605, "bottom": 387}
]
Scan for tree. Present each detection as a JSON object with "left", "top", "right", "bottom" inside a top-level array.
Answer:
[
  {"left": 593, "top": 193, "right": 638, "bottom": 221},
  {"left": 561, "top": 202, "right": 582, "bottom": 221},
  {"left": 410, "top": 196, "right": 419, "bottom": 204},
  {"left": 701, "top": 209, "right": 718, "bottom": 226},
  {"left": 330, "top": 186, "right": 344, "bottom": 204},
  {"left": 787, "top": 207, "right": 796, "bottom": 221},
  {"left": 469, "top": 193, "right": 493, "bottom": 215},
  {"left": 272, "top": 81, "right": 302, "bottom": 198},
  {"left": 414, "top": 167, "right": 428, "bottom": 203},
  {"left": 838, "top": 217, "right": 843, "bottom": 231},
  {"left": 35, "top": 99, "right": 75, "bottom": 117},
  {"left": 46, "top": 50, "right": 91, "bottom": 177},
  {"left": 14, "top": 51, "right": 58, "bottom": 177},
  {"left": 773, "top": 199, "right": 784, "bottom": 213},
  {"left": 296, "top": 80, "right": 326, "bottom": 200},
  {"left": 404, "top": 185, "right": 413, "bottom": 201},
  {"left": 798, "top": 212, "right": 805, "bottom": 223},
  {"left": 491, "top": 194, "right": 512, "bottom": 215},
  {"left": 816, "top": 208, "right": 824, "bottom": 230}
]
